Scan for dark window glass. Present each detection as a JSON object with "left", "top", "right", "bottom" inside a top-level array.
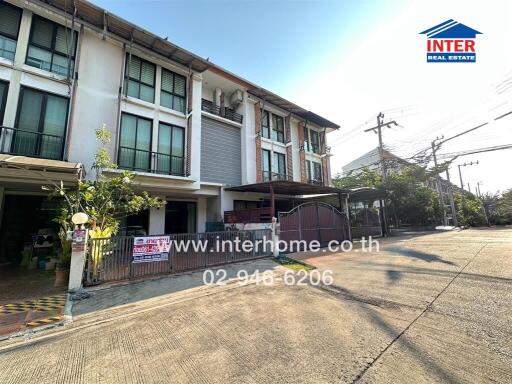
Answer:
[
  {"left": 303, "top": 126, "right": 310, "bottom": 152},
  {"left": 271, "top": 114, "right": 284, "bottom": 143},
  {"left": 233, "top": 200, "right": 261, "bottom": 211},
  {"left": 157, "top": 122, "right": 185, "bottom": 175},
  {"left": 261, "top": 110, "right": 270, "bottom": 139},
  {"left": 161, "top": 68, "right": 186, "bottom": 113},
  {"left": 262, "top": 149, "right": 271, "bottom": 181},
  {"left": 118, "top": 113, "right": 152, "bottom": 171},
  {"left": 0, "top": 1, "right": 22, "bottom": 61},
  {"left": 12, "top": 87, "right": 68, "bottom": 159},
  {"left": 272, "top": 152, "right": 286, "bottom": 178},
  {"left": 26, "top": 16, "right": 77, "bottom": 76},
  {"left": 0, "top": 80, "right": 8, "bottom": 124},
  {"left": 313, "top": 161, "right": 322, "bottom": 181},
  {"left": 310, "top": 130, "right": 320, "bottom": 154},
  {"left": 124, "top": 55, "right": 156, "bottom": 103}
]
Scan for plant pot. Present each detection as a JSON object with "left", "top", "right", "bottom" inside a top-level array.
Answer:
[{"left": 54, "top": 268, "right": 70, "bottom": 287}]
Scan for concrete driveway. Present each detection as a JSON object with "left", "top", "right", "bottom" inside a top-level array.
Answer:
[{"left": 0, "top": 228, "right": 511, "bottom": 383}]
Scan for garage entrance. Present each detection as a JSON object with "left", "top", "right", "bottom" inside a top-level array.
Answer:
[{"left": 278, "top": 201, "right": 350, "bottom": 250}]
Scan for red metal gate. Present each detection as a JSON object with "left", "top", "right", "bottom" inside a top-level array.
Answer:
[{"left": 278, "top": 202, "right": 350, "bottom": 249}]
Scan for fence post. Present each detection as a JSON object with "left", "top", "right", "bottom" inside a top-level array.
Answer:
[
  {"left": 68, "top": 228, "right": 89, "bottom": 292},
  {"left": 271, "top": 217, "right": 279, "bottom": 257}
]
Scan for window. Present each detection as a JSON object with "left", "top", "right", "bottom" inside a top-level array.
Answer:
[
  {"left": 303, "top": 125, "right": 310, "bottom": 152},
  {"left": 262, "top": 149, "right": 286, "bottom": 181},
  {"left": 272, "top": 152, "right": 286, "bottom": 179},
  {"left": 160, "top": 68, "right": 186, "bottom": 113},
  {"left": 124, "top": 55, "right": 156, "bottom": 103},
  {"left": 306, "top": 160, "right": 322, "bottom": 184},
  {"left": 157, "top": 122, "right": 185, "bottom": 175},
  {"left": 26, "top": 16, "right": 77, "bottom": 76},
  {"left": 310, "top": 130, "right": 320, "bottom": 154},
  {"left": 261, "top": 110, "right": 284, "bottom": 143},
  {"left": 0, "top": 80, "right": 8, "bottom": 124},
  {"left": 0, "top": 1, "right": 22, "bottom": 61},
  {"left": 261, "top": 110, "right": 270, "bottom": 139},
  {"left": 271, "top": 114, "right": 284, "bottom": 143},
  {"left": 262, "top": 149, "right": 271, "bottom": 181},
  {"left": 118, "top": 113, "right": 152, "bottom": 171},
  {"left": 12, "top": 87, "right": 68, "bottom": 159}
]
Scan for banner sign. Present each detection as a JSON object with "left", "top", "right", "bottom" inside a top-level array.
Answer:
[{"left": 132, "top": 236, "right": 171, "bottom": 263}]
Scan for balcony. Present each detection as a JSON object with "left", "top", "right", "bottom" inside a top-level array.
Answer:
[
  {"left": 117, "top": 146, "right": 187, "bottom": 176},
  {"left": 0, "top": 126, "right": 65, "bottom": 160},
  {"left": 307, "top": 178, "right": 325, "bottom": 186},
  {"left": 263, "top": 171, "right": 292, "bottom": 182},
  {"left": 201, "top": 99, "right": 243, "bottom": 124}
]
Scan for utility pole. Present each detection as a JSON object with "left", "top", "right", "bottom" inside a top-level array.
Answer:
[
  {"left": 445, "top": 168, "right": 458, "bottom": 227},
  {"left": 431, "top": 136, "right": 447, "bottom": 226},
  {"left": 457, "top": 161, "right": 479, "bottom": 189},
  {"left": 476, "top": 182, "right": 482, "bottom": 197},
  {"left": 364, "top": 112, "right": 398, "bottom": 236},
  {"left": 467, "top": 183, "right": 471, "bottom": 193}
]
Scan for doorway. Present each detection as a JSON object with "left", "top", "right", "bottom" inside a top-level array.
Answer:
[{"left": 165, "top": 201, "right": 197, "bottom": 234}]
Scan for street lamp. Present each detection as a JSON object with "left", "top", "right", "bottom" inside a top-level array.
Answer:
[{"left": 71, "top": 212, "right": 89, "bottom": 229}]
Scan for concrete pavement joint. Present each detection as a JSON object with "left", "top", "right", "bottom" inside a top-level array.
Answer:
[{"left": 351, "top": 242, "right": 488, "bottom": 383}]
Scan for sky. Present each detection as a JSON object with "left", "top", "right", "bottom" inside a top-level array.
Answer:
[{"left": 92, "top": 0, "right": 512, "bottom": 194}]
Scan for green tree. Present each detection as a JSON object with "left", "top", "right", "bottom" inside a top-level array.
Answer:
[
  {"left": 454, "top": 191, "right": 486, "bottom": 227},
  {"left": 47, "top": 125, "right": 163, "bottom": 237}
]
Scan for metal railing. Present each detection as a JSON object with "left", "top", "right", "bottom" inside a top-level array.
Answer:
[
  {"left": 201, "top": 99, "right": 243, "bottom": 124},
  {"left": 0, "top": 126, "right": 65, "bottom": 160},
  {"left": 307, "top": 178, "right": 324, "bottom": 186},
  {"left": 262, "top": 171, "right": 292, "bottom": 182},
  {"left": 224, "top": 207, "right": 273, "bottom": 224},
  {"left": 118, "top": 146, "right": 186, "bottom": 176},
  {"left": 85, "top": 229, "right": 272, "bottom": 285}
]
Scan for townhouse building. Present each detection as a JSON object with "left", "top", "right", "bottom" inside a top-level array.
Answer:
[{"left": 0, "top": 0, "right": 339, "bottom": 263}]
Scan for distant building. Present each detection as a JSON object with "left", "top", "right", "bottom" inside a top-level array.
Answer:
[{"left": 342, "top": 147, "right": 411, "bottom": 176}]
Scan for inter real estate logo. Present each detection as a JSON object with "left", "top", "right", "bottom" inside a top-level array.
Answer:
[{"left": 419, "top": 19, "right": 482, "bottom": 63}]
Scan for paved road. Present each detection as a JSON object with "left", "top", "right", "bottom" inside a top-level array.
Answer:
[{"left": 0, "top": 228, "right": 511, "bottom": 383}]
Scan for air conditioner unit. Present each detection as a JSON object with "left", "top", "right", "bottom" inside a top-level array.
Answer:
[{"left": 230, "top": 89, "right": 244, "bottom": 109}]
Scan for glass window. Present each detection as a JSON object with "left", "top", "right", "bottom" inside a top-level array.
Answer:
[
  {"left": 303, "top": 126, "right": 310, "bottom": 152},
  {"left": 306, "top": 160, "right": 312, "bottom": 181},
  {"left": 272, "top": 152, "right": 286, "bottom": 179},
  {"left": 310, "top": 130, "right": 320, "bottom": 154},
  {"left": 0, "top": 1, "right": 21, "bottom": 61},
  {"left": 13, "top": 87, "right": 68, "bottom": 159},
  {"left": 124, "top": 55, "right": 155, "bottom": 103},
  {"left": 262, "top": 149, "right": 271, "bottom": 181},
  {"left": 157, "top": 122, "right": 185, "bottom": 175},
  {"left": 271, "top": 114, "right": 284, "bottom": 143},
  {"left": 261, "top": 110, "right": 270, "bottom": 139},
  {"left": 313, "top": 161, "right": 322, "bottom": 182},
  {"left": 0, "top": 80, "right": 8, "bottom": 124},
  {"left": 26, "top": 16, "right": 77, "bottom": 76},
  {"left": 119, "top": 113, "right": 152, "bottom": 171},
  {"left": 160, "top": 68, "right": 186, "bottom": 113}
]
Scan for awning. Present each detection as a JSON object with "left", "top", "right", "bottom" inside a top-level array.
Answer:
[
  {"left": 347, "top": 187, "right": 385, "bottom": 201},
  {"left": 0, "top": 155, "right": 83, "bottom": 174},
  {"left": 225, "top": 180, "right": 349, "bottom": 196}
]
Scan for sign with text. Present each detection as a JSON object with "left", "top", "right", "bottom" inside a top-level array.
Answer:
[{"left": 132, "top": 236, "right": 171, "bottom": 263}]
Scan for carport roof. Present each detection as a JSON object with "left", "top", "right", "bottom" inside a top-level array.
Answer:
[
  {"left": 347, "top": 187, "right": 384, "bottom": 201},
  {"left": 225, "top": 180, "right": 350, "bottom": 196},
  {"left": 0, "top": 155, "right": 83, "bottom": 174}
]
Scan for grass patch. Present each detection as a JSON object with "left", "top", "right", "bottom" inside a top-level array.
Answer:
[{"left": 272, "top": 257, "right": 315, "bottom": 271}]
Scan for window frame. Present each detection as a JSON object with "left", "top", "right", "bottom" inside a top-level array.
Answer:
[
  {"left": 26, "top": 15, "right": 78, "bottom": 77},
  {"left": 157, "top": 121, "right": 186, "bottom": 175},
  {"left": 160, "top": 68, "right": 187, "bottom": 113},
  {"left": 271, "top": 114, "right": 285, "bottom": 143},
  {"left": 262, "top": 149, "right": 287, "bottom": 181},
  {"left": 13, "top": 86, "right": 70, "bottom": 159},
  {"left": 0, "top": 1, "right": 22, "bottom": 61},
  {"left": 118, "top": 112, "right": 153, "bottom": 172},
  {"left": 310, "top": 129, "right": 320, "bottom": 154},
  {"left": 272, "top": 151, "right": 286, "bottom": 177},
  {"left": 261, "top": 110, "right": 270, "bottom": 139},
  {"left": 124, "top": 54, "right": 156, "bottom": 103},
  {"left": 0, "top": 79, "right": 8, "bottom": 124}
]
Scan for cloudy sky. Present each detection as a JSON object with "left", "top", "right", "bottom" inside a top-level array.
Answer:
[{"left": 93, "top": 0, "right": 512, "bottom": 193}]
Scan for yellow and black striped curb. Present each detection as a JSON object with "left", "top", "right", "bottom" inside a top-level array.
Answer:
[
  {"left": 26, "top": 316, "right": 64, "bottom": 327},
  {"left": 0, "top": 294, "right": 67, "bottom": 315}
]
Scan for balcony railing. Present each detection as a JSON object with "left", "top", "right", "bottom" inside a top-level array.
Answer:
[
  {"left": 263, "top": 171, "right": 292, "bottom": 182},
  {"left": 201, "top": 99, "right": 243, "bottom": 124},
  {"left": 307, "top": 178, "right": 324, "bottom": 186},
  {"left": 224, "top": 207, "right": 273, "bottom": 224},
  {"left": 0, "top": 126, "right": 65, "bottom": 160},
  {"left": 304, "top": 143, "right": 330, "bottom": 155},
  {"left": 118, "top": 146, "right": 187, "bottom": 176}
]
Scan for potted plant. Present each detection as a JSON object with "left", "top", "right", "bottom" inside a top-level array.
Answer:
[{"left": 55, "top": 226, "right": 72, "bottom": 287}]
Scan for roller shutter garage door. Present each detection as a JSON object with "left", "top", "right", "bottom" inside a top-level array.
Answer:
[{"left": 201, "top": 117, "right": 242, "bottom": 186}]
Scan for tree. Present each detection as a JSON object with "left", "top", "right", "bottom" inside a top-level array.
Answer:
[
  {"left": 47, "top": 125, "right": 163, "bottom": 238},
  {"left": 453, "top": 191, "right": 486, "bottom": 227}
]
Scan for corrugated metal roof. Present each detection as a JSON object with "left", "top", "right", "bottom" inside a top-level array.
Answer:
[{"left": 0, "top": 154, "right": 82, "bottom": 173}]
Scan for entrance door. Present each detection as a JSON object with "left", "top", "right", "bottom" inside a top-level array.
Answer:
[
  {"left": 278, "top": 202, "right": 350, "bottom": 251},
  {"left": 165, "top": 201, "right": 196, "bottom": 234}
]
